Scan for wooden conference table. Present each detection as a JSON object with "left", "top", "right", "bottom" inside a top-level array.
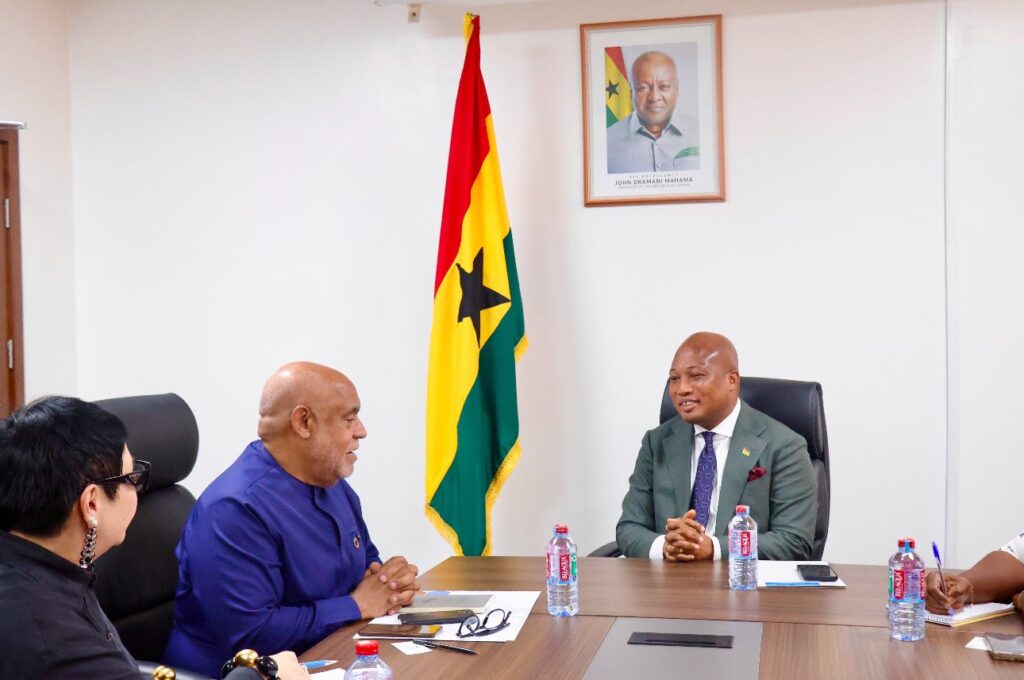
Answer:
[{"left": 301, "top": 557, "right": 1024, "bottom": 679}]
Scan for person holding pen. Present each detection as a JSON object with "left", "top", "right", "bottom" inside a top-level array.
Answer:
[{"left": 925, "top": 532, "right": 1024, "bottom": 614}]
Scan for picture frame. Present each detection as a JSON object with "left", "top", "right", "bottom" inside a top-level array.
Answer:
[{"left": 580, "top": 15, "right": 725, "bottom": 206}]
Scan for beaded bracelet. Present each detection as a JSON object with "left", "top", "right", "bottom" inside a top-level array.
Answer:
[{"left": 220, "top": 649, "right": 280, "bottom": 679}]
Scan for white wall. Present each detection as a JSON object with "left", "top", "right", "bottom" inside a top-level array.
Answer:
[
  {"left": 64, "top": 0, "right": 955, "bottom": 570},
  {"left": 946, "top": 0, "right": 1024, "bottom": 566},
  {"left": 0, "top": 0, "right": 77, "bottom": 399}
]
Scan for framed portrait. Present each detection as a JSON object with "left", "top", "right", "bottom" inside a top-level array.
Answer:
[{"left": 580, "top": 15, "right": 724, "bottom": 206}]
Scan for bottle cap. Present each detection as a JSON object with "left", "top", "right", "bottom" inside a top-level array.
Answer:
[
  {"left": 735, "top": 505, "right": 749, "bottom": 514},
  {"left": 905, "top": 538, "right": 916, "bottom": 549},
  {"left": 554, "top": 523, "right": 569, "bottom": 534},
  {"left": 897, "top": 538, "right": 906, "bottom": 548},
  {"left": 355, "top": 640, "right": 379, "bottom": 656}
]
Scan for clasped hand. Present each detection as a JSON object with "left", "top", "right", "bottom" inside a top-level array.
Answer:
[
  {"left": 352, "top": 555, "right": 421, "bottom": 618},
  {"left": 663, "top": 509, "right": 714, "bottom": 562}
]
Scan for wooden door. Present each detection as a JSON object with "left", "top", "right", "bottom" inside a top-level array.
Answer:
[{"left": 0, "top": 126, "right": 25, "bottom": 416}]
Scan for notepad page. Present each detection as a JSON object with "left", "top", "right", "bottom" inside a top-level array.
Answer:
[{"left": 924, "top": 601, "right": 1015, "bottom": 626}]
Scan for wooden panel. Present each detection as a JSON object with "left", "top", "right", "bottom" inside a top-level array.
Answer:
[
  {"left": 760, "top": 621, "right": 1024, "bottom": 680},
  {"left": 422, "top": 557, "right": 893, "bottom": 627},
  {"left": 302, "top": 614, "right": 614, "bottom": 679},
  {"left": 0, "top": 127, "right": 24, "bottom": 416}
]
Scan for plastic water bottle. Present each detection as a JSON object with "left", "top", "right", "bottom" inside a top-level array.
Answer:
[
  {"left": 546, "top": 523, "right": 579, "bottom": 616},
  {"left": 728, "top": 505, "right": 758, "bottom": 590},
  {"left": 887, "top": 537, "right": 926, "bottom": 641},
  {"left": 344, "top": 640, "right": 392, "bottom": 679}
]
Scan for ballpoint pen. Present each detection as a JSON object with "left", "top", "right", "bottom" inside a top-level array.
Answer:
[
  {"left": 300, "top": 660, "right": 338, "bottom": 670},
  {"left": 412, "top": 639, "right": 478, "bottom": 655},
  {"left": 932, "top": 541, "right": 954, "bottom": 616}
]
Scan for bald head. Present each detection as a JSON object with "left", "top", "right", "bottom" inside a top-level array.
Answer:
[
  {"left": 258, "top": 362, "right": 352, "bottom": 439},
  {"left": 257, "top": 362, "right": 366, "bottom": 487},
  {"left": 676, "top": 332, "right": 738, "bottom": 373},
  {"left": 669, "top": 333, "right": 740, "bottom": 430},
  {"left": 632, "top": 51, "right": 677, "bottom": 84}
]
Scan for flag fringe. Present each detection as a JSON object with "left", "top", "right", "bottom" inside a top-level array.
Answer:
[
  {"left": 424, "top": 503, "right": 465, "bottom": 556},
  {"left": 481, "top": 436, "right": 522, "bottom": 556},
  {"left": 424, "top": 434, "right": 523, "bottom": 557}
]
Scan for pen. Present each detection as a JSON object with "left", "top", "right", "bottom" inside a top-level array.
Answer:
[
  {"left": 300, "top": 660, "right": 338, "bottom": 670},
  {"left": 412, "top": 639, "right": 478, "bottom": 655},
  {"left": 932, "top": 541, "right": 954, "bottom": 616}
]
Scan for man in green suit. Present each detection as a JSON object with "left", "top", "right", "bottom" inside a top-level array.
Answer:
[{"left": 616, "top": 332, "right": 817, "bottom": 561}]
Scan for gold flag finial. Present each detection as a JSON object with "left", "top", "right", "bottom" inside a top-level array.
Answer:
[{"left": 463, "top": 13, "right": 477, "bottom": 43}]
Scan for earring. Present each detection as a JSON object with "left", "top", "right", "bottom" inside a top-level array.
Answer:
[{"left": 79, "top": 517, "right": 98, "bottom": 569}]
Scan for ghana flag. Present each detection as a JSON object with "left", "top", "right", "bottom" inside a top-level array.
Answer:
[
  {"left": 425, "top": 14, "right": 527, "bottom": 557},
  {"left": 605, "top": 46, "right": 633, "bottom": 127}
]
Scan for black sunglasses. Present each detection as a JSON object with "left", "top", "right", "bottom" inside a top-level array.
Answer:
[{"left": 90, "top": 459, "right": 151, "bottom": 494}]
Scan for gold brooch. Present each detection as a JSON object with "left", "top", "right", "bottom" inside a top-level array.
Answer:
[{"left": 741, "top": 448, "right": 751, "bottom": 457}]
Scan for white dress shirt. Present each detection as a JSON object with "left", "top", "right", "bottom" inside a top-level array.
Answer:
[
  {"left": 999, "top": 532, "right": 1024, "bottom": 564},
  {"left": 649, "top": 399, "right": 743, "bottom": 560}
]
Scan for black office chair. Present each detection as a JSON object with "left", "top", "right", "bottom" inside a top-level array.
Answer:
[
  {"left": 91, "top": 393, "right": 203, "bottom": 677},
  {"left": 590, "top": 377, "right": 831, "bottom": 559}
]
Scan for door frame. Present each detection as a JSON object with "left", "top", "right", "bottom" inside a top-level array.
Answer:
[{"left": 0, "top": 124, "right": 25, "bottom": 416}]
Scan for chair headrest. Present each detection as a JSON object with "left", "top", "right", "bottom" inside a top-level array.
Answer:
[
  {"left": 659, "top": 376, "right": 829, "bottom": 464},
  {"left": 93, "top": 393, "right": 198, "bottom": 491}
]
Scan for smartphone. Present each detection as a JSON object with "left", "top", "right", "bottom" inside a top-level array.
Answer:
[
  {"left": 797, "top": 564, "right": 839, "bottom": 582},
  {"left": 986, "top": 633, "right": 1024, "bottom": 662},
  {"left": 398, "top": 609, "right": 475, "bottom": 625},
  {"left": 358, "top": 623, "right": 442, "bottom": 639}
]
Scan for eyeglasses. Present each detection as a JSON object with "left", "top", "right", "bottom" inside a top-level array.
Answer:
[
  {"left": 90, "top": 459, "right": 151, "bottom": 494},
  {"left": 457, "top": 609, "right": 511, "bottom": 638}
]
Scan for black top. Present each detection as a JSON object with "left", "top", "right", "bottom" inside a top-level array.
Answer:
[{"left": 0, "top": 530, "right": 261, "bottom": 679}]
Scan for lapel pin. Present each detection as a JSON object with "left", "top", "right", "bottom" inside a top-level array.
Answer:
[
  {"left": 741, "top": 447, "right": 751, "bottom": 457},
  {"left": 353, "top": 535, "right": 361, "bottom": 549}
]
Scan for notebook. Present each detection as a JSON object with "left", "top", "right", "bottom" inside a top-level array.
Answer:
[
  {"left": 400, "top": 592, "right": 494, "bottom": 613},
  {"left": 924, "top": 601, "right": 1016, "bottom": 627}
]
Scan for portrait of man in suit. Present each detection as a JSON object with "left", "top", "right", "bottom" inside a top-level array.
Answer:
[{"left": 616, "top": 332, "right": 817, "bottom": 561}]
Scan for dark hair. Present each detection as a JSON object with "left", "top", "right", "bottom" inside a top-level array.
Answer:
[{"left": 0, "top": 396, "right": 127, "bottom": 537}]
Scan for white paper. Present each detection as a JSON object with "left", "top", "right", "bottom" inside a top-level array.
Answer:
[
  {"left": 966, "top": 636, "right": 992, "bottom": 651},
  {"left": 392, "top": 640, "right": 432, "bottom": 655},
  {"left": 756, "top": 560, "right": 847, "bottom": 588},
  {"left": 355, "top": 590, "right": 541, "bottom": 643}
]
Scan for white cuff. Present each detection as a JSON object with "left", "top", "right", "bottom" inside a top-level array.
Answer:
[
  {"left": 650, "top": 534, "right": 666, "bottom": 559},
  {"left": 711, "top": 535, "right": 721, "bottom": 560}
]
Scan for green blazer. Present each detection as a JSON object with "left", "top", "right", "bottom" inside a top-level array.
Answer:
[{"left": 615, "top": 401, "right": 817, "bottom": 560}]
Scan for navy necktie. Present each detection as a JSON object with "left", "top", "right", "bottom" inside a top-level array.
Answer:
[{"left": 691, "top": 431, "right": 716, "bottom": 527}]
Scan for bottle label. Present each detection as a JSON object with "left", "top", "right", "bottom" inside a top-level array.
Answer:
[
  {"left": 739, "top": 531, "right": 751, "bottom": 557},
  {"left": 547, "top": 551, "right": 577, "bottom": 584},
  {"left": 892, "top": 569, "right": 905, "bottom": 600},
  {"left": 559, "top": 553, "right": 570, "bottom": 581},
  {"left": 890, "top": 568, "right": 923, "bottom": 603}
]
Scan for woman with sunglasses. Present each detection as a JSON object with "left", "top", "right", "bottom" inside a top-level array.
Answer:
[{"left": 0, "top": 396, "right": 306, "bottom": 679}]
